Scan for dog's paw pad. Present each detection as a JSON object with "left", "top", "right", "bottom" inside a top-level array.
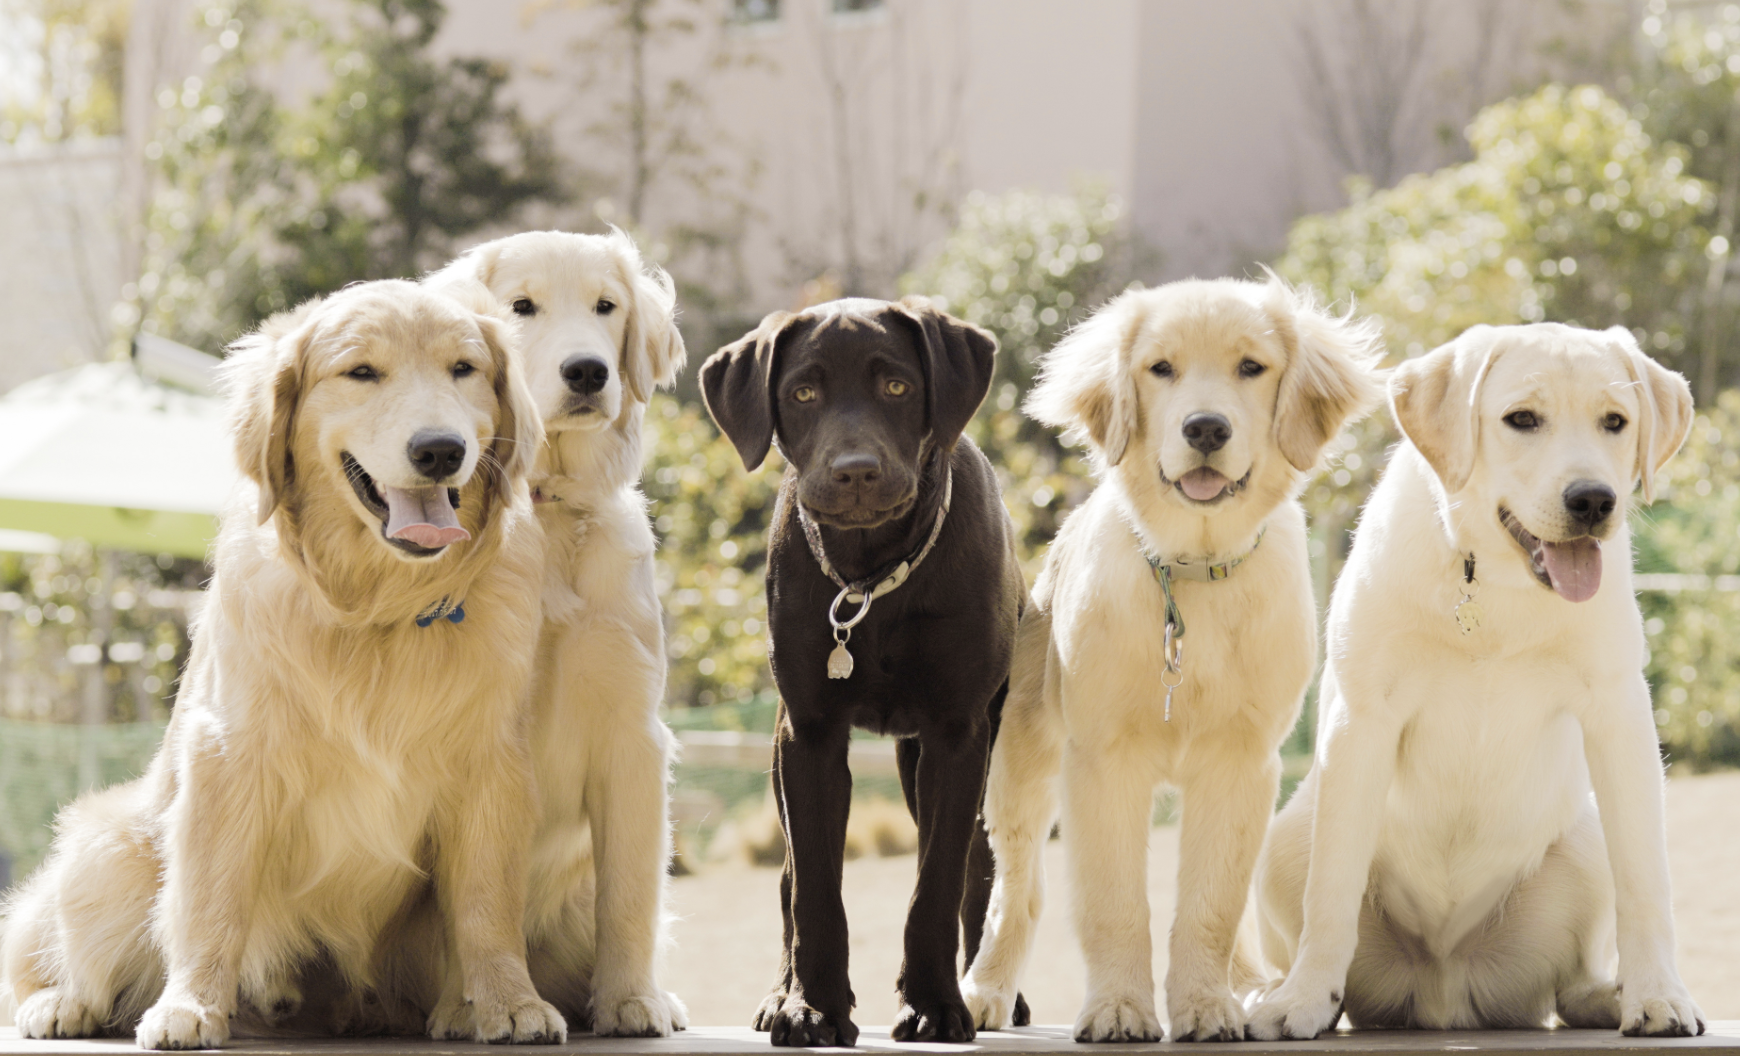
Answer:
[
  {"left": 1170, "top": 988, "right": 1247, "bottom": 1042},
  {"left": 16, "top": 989, "right": 103, "bottom": 1039},
  {"left": 767, "top": 1002, "right": 857, "bottom": 1048},
  {"left": 893, "top": 999, "right": 976, "bottom": 1043},
  {"left": 136, "top": 998, "right": 229, "bottom": 1050},
  {"left": 1074, "top": 995, "right": 1162, "bottom": 1043}
]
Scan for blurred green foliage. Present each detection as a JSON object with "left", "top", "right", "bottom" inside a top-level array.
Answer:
[
  {"left": 0, "top": 0, "right": 127, "bottom": 143},
  {"left": 1635, "top": 391, "right": 1740, "bottom": 767},
  {"left": 129, "top": 0, "right": 563, "bottom": 352}
]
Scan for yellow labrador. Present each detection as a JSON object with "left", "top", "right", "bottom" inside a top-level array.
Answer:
[
  {"left": 1, "top": 281, "right": 559, "bottom": 1047},
  {"left": 1248, "top": 323, "right": 1704, "bottom": 1037},
  {"left": 427, "top": 230, "right": 688, "bottom": 1036},
  {"left": 961, "top": 278, "right": 1382, "bottom": 1042}
]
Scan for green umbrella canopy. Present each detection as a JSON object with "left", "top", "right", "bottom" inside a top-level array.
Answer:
[{"left": 0, "top": 362, "right": 235, "bottom": 559}]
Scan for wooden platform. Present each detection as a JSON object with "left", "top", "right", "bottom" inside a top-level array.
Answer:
[{"left": 3, "top": 1024, "right": 1737, "bottom": 1056}]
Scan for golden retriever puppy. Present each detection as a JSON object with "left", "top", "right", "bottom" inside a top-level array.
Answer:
[
  {"left": 425, "top": 230, "right": 688, "bottom": 1036},
  {"left": 1248, "top": 324, "right": 1703, "bottom": 1038},
  {"left": 960, "top": 278, "right": 1382, "bottom": 1042},
  {"left": 0, "top": 281, "right": 563, "bottom": 1048}
]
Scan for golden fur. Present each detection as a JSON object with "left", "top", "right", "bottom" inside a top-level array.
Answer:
[
  {"left": 426, "top": 230, "right": 688, "bottom": 1035},
  {"left": 961, "top": 278, "right": 1383, "bottom": 1041},
  {"left": 0, "top": 281, "right": 561, "bottom": 1048}
]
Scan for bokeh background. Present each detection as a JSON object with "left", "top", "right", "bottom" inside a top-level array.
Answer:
[{"left": 2, "top": 0, "right": 1738, "bottom": 1025}]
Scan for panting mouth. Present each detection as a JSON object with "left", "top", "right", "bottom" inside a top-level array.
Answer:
[
  {"left": 341, "top": 453, "right": 470, "bottom": 557},
  {"left": 1499, "top": 506, "right": 1601, "bottom": 603},
  {"left": 1161, "top": 465, "right": 1250, "bottom": 505}
]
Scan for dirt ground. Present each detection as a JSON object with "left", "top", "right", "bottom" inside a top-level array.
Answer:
[{"left": 664, "top": 769, "right": 1740, "bottom": 1028}]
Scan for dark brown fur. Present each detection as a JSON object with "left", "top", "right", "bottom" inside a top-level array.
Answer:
[{"left": 702, "top": 297, "right": 1027, "bottom": 1045}]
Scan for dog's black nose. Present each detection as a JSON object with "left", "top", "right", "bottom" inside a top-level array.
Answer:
[
  {"left": 561, "top": 355, "right": 610, "bottom": 396},
  {"left": 1563, "top": 479, "right": 1617, "bottom": 528},
  {"left": 408, "top": 431, "right": 467, "bottom": 481},
  {"left": 830, "top": 452, "right": 882, "bottom": 487},
  {"left": 1182, "top": 412, "right": 1232, "bottom": 454}
]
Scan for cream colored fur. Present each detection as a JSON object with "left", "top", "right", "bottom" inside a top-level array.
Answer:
[
  {"left": 1247, "top": 323, "right": 1704, "bottom": 1038},
  {"left": 426, "top": 230, "right": 688, "bottom": 1036},
  {"left": 0, "top": 281, "right": 559, "bottom": 1048},
  {"left": 960, "top": 278, "right": 1382, "bottom": 1042}
]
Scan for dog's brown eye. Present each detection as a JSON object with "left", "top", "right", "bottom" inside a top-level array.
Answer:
[
  {"left": 1504, "top": 410, "right": 1540, "bottom": 431},
  {"left": 1603, "top": 413, "right": 1627, "bottom": 432},
  {"left": 346, "top": 365, "right": 380, "bottom": 381},
  {"left": 793, "top": 386, "right": 817, "bottom": 403},
  {"left": 512, "top": 298, "right": 536, "bottom": 316},
  {"left": 596, "top": 299, "right": 616, "bottom": 316},
  {"left": 1238, "top": 359, "right": 1266, "bottom": 379},
  {"left": 885, "top": 379, "right": 909, "bottom": 397},
  {"left": 1150, "top": 361, "right": 1174, "bottom": 379},
  {"left": 452, "top": 361, "right": 476, "bottom": 379}
]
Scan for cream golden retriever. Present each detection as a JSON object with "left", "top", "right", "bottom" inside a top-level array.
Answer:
[
  {"left": 0, "top": 281, "right": 560, "bottom": 1048},
  {"left": 1248, "top": 323, "right": 1705, "bottom": 1038},
  {"left": 960, "top": 278, "right": 1382, "bottom": 1042},
  {"left": 425, "top": 229, "right": 688, "bottom": 1036}
]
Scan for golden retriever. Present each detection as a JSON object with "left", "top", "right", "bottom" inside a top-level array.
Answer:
[
  {"left": 960, "top": 277, "right": 1382, "bottom": 1042},
  {"left": 1248, "top": 323, "right": 1705, "bottom": 1037},
  {"left": 0, "top": 280, "right": 562, "bottom": 1048},
  {"left": 425, "top": 229, "right": 688, "bottom": 1036}
]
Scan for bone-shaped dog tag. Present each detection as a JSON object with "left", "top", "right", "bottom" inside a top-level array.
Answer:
[{"left": 827, "top": 643, "right": 854, "bottom": 679}]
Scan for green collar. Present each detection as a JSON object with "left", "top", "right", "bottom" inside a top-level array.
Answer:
[{"left": 1137, "top": 525, "right": 1266, "bottom": 641}]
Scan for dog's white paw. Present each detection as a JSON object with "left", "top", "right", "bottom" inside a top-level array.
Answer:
[
  {"left": 961, "top": 974, "right": 1016, "bottom": 1030},
  {"left": 136, "top": 996, "right": 230, "bottom": 1050},
  {"left": 473, "top": 994, "right": 566, "bottom": 1044},
  {"left": 426, "top": 996, "right": 475, "bottom": 1041},
  {"left": 1620, "top": 978, "right": 1705, "bottom": 1037},
  {"left": 1245, "top": 981, "right": 1342, "bottom": 1041},
  {"left": 1170, "top": 986, "right": 1247, "bottom": 1042},
  {"left": 244, "top": 975, "right": 303, "bottom": 1024},
  {"left": 16, "top": 988, "right": 103, "bottom": 1039},
  {"left": 593, "top": 990, "right": 683, "bottom": 1037},
  {"left": 1073, "top": 993, "right": 1162, "bottom": 1043}
]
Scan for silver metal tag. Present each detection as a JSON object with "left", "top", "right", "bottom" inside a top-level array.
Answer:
[
  {"left": 1455, "top": 601, "right": 1484, "bottom": 635},
  {"left": 827, "top": 642, "right": 854, "bottom": 679}
]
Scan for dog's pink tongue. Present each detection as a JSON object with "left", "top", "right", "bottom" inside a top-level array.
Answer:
[
  {"left": 1540, "top": 537, "right": 1601, "bottom": 603},
  {"left": 383, "top": 486, "right": 470, "bottom": 549},
  {"left": 1179, "top": 467, "right": 1229, "bottom": 502}
]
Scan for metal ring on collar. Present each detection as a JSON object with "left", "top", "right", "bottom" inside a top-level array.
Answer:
[{"left": 829, "top": 585, "right": 874, "bottom": 632}]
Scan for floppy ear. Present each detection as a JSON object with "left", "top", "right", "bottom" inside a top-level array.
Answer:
[
  {"left": 223, "top": 306, "right": 313, "bottom": 525},
  {"left": 613, "top": 230, "right": 687, "bottom": 404},
  {"left": 891, "top": 296, "right": 997, "bottom": 451},
  {"left": 1607, "top": 326, "right": 1693, "bottom": 502},
  {"left": 1265, "top": 278, "right": 1385, "bottom": 472},
  {"left": 1025, "top": 291, "right": 1145, "bottom": 466},
  {"left": 476, "top": 312, "right": 544, "bottom": 500},
  {"left": 702, "top": 311, "right": 800, "bottom": 471},
  {"left": 1389, "top": 325, "right": 1503, "bottom": 494},
  {"left": 423, "top": 240, "right": 503, "bottom": 313}
]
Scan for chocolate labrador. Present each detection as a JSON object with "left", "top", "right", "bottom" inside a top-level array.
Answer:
[{"left": 702, "top": 297, "right": 1028, "bottom": 1045}]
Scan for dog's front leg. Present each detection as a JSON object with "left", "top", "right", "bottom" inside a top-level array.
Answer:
[
  {"left": 1063, "top": 737, "right": 1163, "bottom": 1043},
  {"left": 430, "top": 747, "right": 566, "bottom": 1045},
  {"left": 1246, "top": 685, "right": 1404, "bottom": 1041},
  {"left": 1168, "top": 739, "right": 1282, "bottom": 1042},
  {"left": 765, "top": 712, "right": 857, "bottom": 1047},
  {"left": 890, "top": 717, "right": 990, "bottom": 1043},
  {"left": 136, "top": 740, "right": 266, "bottom": 1050},
  {"left": 588, "top": 702, "right": 686, "bottom": 1037},
  {"left": 1581, "top": 676, "right": 1705, "bottom": 1037}
]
